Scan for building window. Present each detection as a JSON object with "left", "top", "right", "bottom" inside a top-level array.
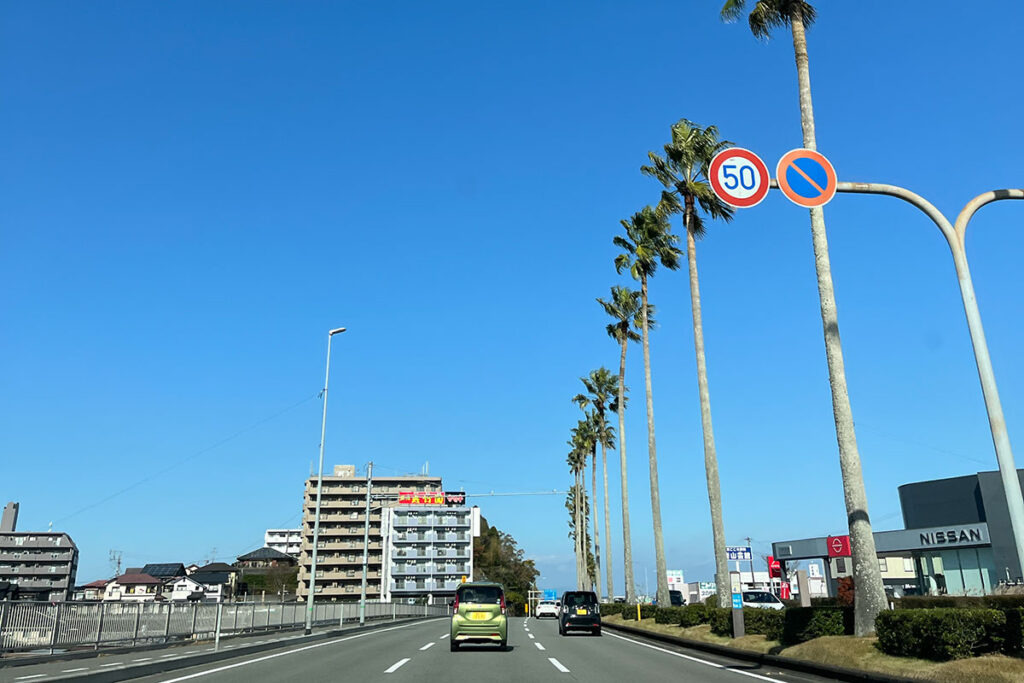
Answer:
[
  {"left": 904, "top": 557, "right": 914, "bottom": 572},
  {"left": 878, "top": 558, "right": 888, "bottom": 573},
  {"left": 836, "top": 558, "right": 847, "bottom": 573}
]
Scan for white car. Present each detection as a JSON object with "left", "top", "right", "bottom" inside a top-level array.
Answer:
[
  {"left": 535, "top": 600, "right": 559, "bottom": 619},
  {"left": 741, "top": 590, "right": 785, "bottom": 610}
]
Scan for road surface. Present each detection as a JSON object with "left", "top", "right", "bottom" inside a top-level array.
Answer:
[{"left": 0, "top": 616, "right": 845, "bottom": 683}]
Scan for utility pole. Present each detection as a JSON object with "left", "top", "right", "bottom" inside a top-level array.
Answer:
[
  {"left": 745, "top": 537, "right": 755, "bottom": 590},
  {"left": 359, "top": 461, "right": 374, "bottom": 625},
  {"left": 109, "top": 550, "right": 122, "bottom": 576}
]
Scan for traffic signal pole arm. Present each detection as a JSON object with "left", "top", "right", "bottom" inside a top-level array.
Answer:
[{"left": 769, "top": 178, "right": 1024, "bottom": 583}]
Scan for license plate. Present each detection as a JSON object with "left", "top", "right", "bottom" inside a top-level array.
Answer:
[
  {"left": 576, "top": 608, "right": 587, "bottom": 615},
  {"left": 469, "top": 612, "right": 489, "bottom": 620}
]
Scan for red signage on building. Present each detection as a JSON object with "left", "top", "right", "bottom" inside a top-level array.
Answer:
[
  {"left": 827, "top": 535, "right": 852, "bottom": 558},
  {"left": 780, "top": 583, "right": 791, "bottom": 600},
  {"left": 398, "top": 490, "right": 466, "bottom": 506},
  {"left": 767, "top": 556, "right": 781, "bottom": 578}
]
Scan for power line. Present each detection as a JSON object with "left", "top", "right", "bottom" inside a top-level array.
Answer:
[{"left": 55, "top": 391, "right": 319, "bottom": 524}]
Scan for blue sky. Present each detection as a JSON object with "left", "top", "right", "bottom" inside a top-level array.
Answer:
[{"left": 2, "top": 1, "right": 1023, "bottom": 593}]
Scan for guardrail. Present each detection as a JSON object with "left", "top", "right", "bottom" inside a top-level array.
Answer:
[{"left": 0, "top": 600, "right": 449, "bottom": 655}]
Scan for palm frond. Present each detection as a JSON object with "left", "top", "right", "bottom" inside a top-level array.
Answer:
[{"left": 720, "top": 0, "right": 747, "bottom": 23}]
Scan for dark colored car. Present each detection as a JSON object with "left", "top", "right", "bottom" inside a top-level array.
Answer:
[
  {"left": 669, "top": 590, "right": 685, "bottom": 606},
  {"left": 558, "top": 590, "right": 600, "bottom": 636}
]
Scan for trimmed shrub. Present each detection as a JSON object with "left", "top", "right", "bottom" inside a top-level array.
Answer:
[
  {"left": 708, "top": 608, "right": 733, "bottom": 636},
  {"left": 704, "top": 594, "right": 720, "bottom": 608},
  {"left": 600, "top": 603, "right": 624, "bottom": 616},
  {"left": 809, "top": 597, "right": 840, "bottom": 607},
  {"left": 782, "top": 607, "right": 852, "bottom": 644},
  {"left": 742, "top": 608, "right": 785, "bottom": 641},
  {"left": 894, "top": 595, "right": 1024, "bottom": 611},
  {"left": 620, "top": 603, "right": 656, "bottom": 621},
  {"left": 654, "top": 606, "right": 685, "bottom": 624},
  {"left": 679, "top": 604, "right": 709, "bottom": 627},
  {"left": 876, "top": 608, "right": 1006, "bottom": 661}
]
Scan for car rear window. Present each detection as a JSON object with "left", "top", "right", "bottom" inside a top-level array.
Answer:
[
  {"left": 562, "top": 591, "right": 598, "bottom": 607},
  {"left": 458, "top": 585, "right": 502, "bottom": 604},
  {"left": 742, "top": 591, "right": 776, "bottom": 603}
]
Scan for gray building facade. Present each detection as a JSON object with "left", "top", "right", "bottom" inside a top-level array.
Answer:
[{"left": 0, "top": 502, "right": 79, "bottom": 602}]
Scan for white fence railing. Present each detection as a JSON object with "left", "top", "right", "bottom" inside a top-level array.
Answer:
[{"left": 0, "top": 601, "right": 449, "bottom": 655}]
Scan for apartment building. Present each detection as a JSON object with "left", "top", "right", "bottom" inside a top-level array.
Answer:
[
  {"left": 264, "top": 529, "right": 302, "bottom": 558},
  {"left": 0, "top": 502, "right": 79, "bottom": 602},
  {"left": 297, "top": 465, "right": 442, "bottom": 600},
  {"left": 381, "top": 503, "right": 477, "bottom": 604}
]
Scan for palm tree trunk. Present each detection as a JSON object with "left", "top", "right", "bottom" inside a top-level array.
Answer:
[
  {"left": 618, "top": 339, "right": 636, "bottom": 603},
  {"left": 640, "top": 273, "right": 669, "bottom": 606},
  {"left": 600, "top": 419, "right": 614, "bottom": 600},
  {"left": 575, "top": 475, "right": 584, "bottom": 589},
  {"left": 684, "top": 205, "right": 731, "bottom": 609},
  {"left": 591, "top": 449, "right": 602, "bottom": 602},
  {"left": 791, "top": 6, "right": 886, "bottom": 636}
]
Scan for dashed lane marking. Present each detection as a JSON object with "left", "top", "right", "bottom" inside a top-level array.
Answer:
[
  {"left": 385, "top": 658, "right": 410, "bottom": 673},
  {"left": 548, "top": 658, "right": 569, "bottom": 673},
  {"left": 61, "top": 669, "right": 88, "bottom": 674},
  {"left": 100, "top": 662, "right": 123, "bottom": 667},
  {"left": 419, "top": 642, "right": 435, "bottom": 651},
  {"left": 534, "top": 642, "right": 545, "bottom": 651}
]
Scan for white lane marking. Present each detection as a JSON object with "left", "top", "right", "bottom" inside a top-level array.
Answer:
[
  {"left": 132, "top": 657, "right": 153, "bottom": 662},
  {"left": 548, "top": 658, "right": 569, "bottom": 673},
  {"left": 100, "top": 662, "right": 123, "bottom": 667},
  {"left": 528, "top": 633, "right": 535, "bottom": 639},
  {"left": 438, "top": 637, "right": 447, "bottom": 642},
  {"left": 534, "top": 642, "right": 545, "bottom": 651},
  {"left": 15, "top": 676, "right": 46, "bottom": 680},
  {"left": 604, "top": 631, "right": 776, "bottom": 682},
  {"left": 419, "top": 641, "right": 435, "bottom": 651},
  {"left": 156, "top": 619, "right": 440, "bottom": 683},
  {"left": 385, "top": 658, "right": 410, "bottom": 673},
  {"left": 61, "top": 669, "right": 88, "bottom": 674}
]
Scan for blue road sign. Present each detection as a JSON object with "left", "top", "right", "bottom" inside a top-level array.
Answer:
[
  {"left": 726, "top": 546, "right": 752, "bottom": 561},
  {"left": 732, "top": 593, "right": 743, "bottom": 609},
  {"left": 543, "top": 589, "right": 557, "bottom": 600},
  {"left": 775, "top": 149, "right": 837, "bottom": 208}
]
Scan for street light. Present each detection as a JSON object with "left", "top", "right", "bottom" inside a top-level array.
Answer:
[
  {"left": 304, "top": 326, "right": 346, "bottom": 635},
  {"left": 776, "top": 180, "right": 1024, "bottom": 579}
]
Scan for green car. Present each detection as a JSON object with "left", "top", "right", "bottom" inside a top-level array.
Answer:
[{"left": 449, "top": 582, "right": 508, "bottom": 651}]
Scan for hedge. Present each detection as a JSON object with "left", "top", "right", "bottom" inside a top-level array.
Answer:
[
  {"left": 654, "top": 606, "right": 685, "bottom": 624},
  {"left": 1005, "top": 608, "right": 1024, "bottom": 654},
  {"left": 620, "top": 604, "right": 656, "bottom": 621},
  {"left": 782, "top": 607, "right": 852, "bottom": 644},
  {"left": 679, "top": 604, "right": 710, "bottom": 627},
  {"left": 709, "top": 608, "right": 733, "bottom": 636},
  {"left": 876, "top": 608, "right": 1006, "bottom": 660},
  {"left": 744, "top": 608, "right": 785, "bottom": 641},
  {"left": 894, "top": 595, "right": 1024, "bottom": 611},
  {"left": 600, "top": 603, "right": 625, "bottom": 616}
]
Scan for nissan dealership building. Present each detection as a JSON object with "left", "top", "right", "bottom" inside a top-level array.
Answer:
[{"left": 772, "top": 469, "right": 1024, "bottom": 597}]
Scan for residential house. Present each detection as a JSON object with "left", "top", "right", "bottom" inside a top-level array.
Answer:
[
  {"left": 140, "top": 563, "right": 187, "bottom": 581},
  {"left": 103, "top": 573, "right": 162, "bottom": 602},
  {"left": 162, "top": 575, "right": 206, "bottom": 602},
  {"left": 189, "top": 571, "right": 233, "bottom": 602},
  {"left": 72, "top": 579, "right": 109, "bottom": 601},
  {"left": 236, "top": 547, "right": 297, "bottom": 573}
]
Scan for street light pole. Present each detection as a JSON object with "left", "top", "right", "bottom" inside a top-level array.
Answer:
[
  {"left": 304, "top": 326, "right": 346, "bottom": 635},
  {"left": 776, "top": 179, "right": 1024, "bottom": 579},
  {"left": 359, "top": 461, "right": 374, "bottom": 625}
]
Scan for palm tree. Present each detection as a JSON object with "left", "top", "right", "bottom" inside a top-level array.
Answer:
[
  {"left": 642, "top": 118, "right": 735, "bottom": 608},
  {"left": 614, "top": 206, "right": 681, "bottom": 607},
  {"left": 567, "top": 429, "right": 589, "bottom": 589},
  {"left": 597, "top": 286, "right": 650, "bottom": 603},
  {"left": 573, "top": 368, "right": 618, "bottom": 600},
  {"left": 720, "top": 0, "right": 887, "bottom": 635},
  {"left": 577, "top": 413, "right": 604, "bottom": 598}
]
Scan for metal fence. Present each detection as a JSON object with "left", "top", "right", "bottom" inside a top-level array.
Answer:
[{"left": 0, "top": 600, "right": 449, "bottom": 655}]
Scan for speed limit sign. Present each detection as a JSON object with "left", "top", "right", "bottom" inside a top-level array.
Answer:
[{"left": 709, "top": 148, "right": 770, "bottom": 208}]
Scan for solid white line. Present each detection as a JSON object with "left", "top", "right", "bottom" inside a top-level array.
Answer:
[
  {"left": 604, "top": 631, "right": 776, "bottom": 682},
  {"left": 155, "top": 620, "right": 438, "bottom": 683},
  {"left": 528, "top": 633, "right": 535, "bottom": 639},
  {"left": 548, "top": 658, "right": 569, "bottom": 673},
  {"left": 419, "top": 641, "right": 435, "bottom": 651},
  {"left": 61, "top": 669, "right": 88, "bottom": 674},
  {"left": 534, "top": 642, "right": 545, "bottom": 651},
  {"left": 385, "top": 658, "right": 410, "bottom": 673},
  {"left": 132, "top": 657, "right": 153, "bottom": 662},
  {"left": 15, "top": 676, "right": 46, "bottom": 680}
]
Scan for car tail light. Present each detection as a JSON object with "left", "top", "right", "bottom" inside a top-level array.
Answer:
[
  {"left": 453, "top": 595, "right": 459, "bottom": 612},
  {"left": 500, "top": 595, "right": 506, "bottom": 615}
]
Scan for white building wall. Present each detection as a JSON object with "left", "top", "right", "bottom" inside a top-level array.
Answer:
[{"left": 265, "top": 528, "right": 302, "bottom": 558}]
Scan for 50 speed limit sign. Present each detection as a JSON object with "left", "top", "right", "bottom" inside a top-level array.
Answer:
[{"left": 709, "top": 147, "right": 770, "bottom": 208}]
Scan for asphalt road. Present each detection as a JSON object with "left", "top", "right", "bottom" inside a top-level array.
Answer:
[{"left": 39, "top": 616, "right": 843, "bottom": 683}]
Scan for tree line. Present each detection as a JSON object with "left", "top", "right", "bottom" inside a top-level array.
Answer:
[{"left": 565, "top": 0, "right": 887, "bottom": 637}]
